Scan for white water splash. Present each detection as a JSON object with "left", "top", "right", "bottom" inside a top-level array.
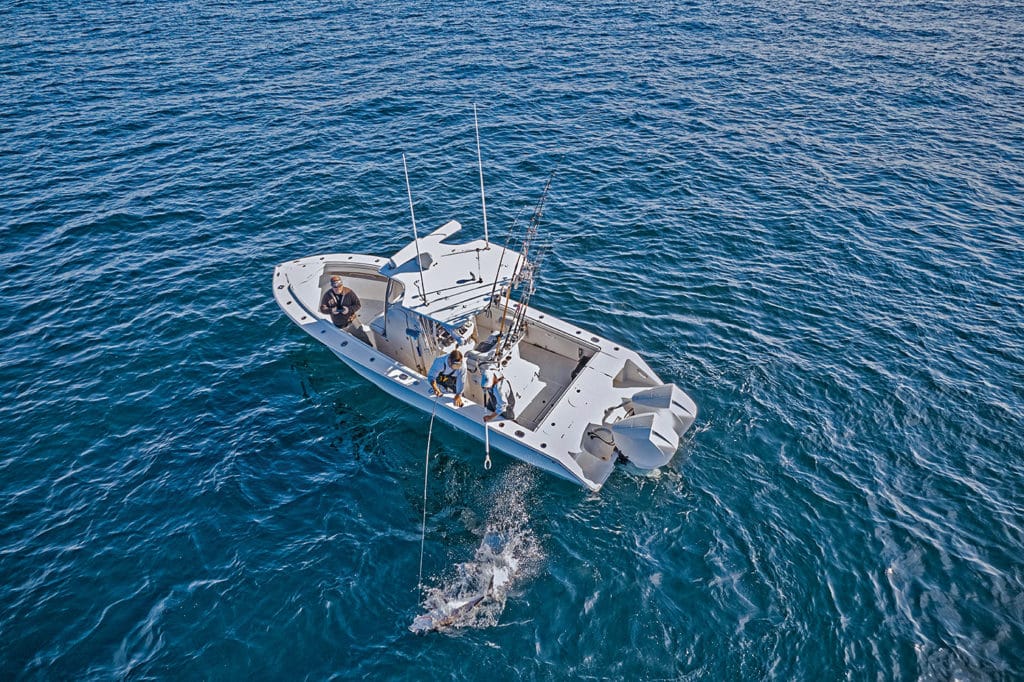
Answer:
[{"left": 413, "top": 466, "right": 543, "bottom": 632}]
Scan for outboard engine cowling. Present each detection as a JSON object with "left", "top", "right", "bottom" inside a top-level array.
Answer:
[
  {"left": 610, "top": 411, "right": 680, "bottom": 469},
  {"left": 626, "top": 384, "right": 697, "bottom": 436},
  {"left": 607, "top": 383, "right": 698, "bottom": 469}
]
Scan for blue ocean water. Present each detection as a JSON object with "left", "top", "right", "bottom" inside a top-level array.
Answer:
[{"left": 2, "top": 0, "right": 1023, "bottom": 678}]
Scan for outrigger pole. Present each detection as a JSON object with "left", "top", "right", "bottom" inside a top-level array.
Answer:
[
  {"left": 402, "top": 153, "right": 429, "bottom": 304},
  {"left": 473, "top": 103, "right": 489, "bottom": 248}
]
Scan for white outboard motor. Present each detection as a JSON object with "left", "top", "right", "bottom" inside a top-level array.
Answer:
[
  {"left": 609, "top": 384, "right": 698, "bottom": 469},
  {"left": 610, "top": 411, "right": 680, "bottom": 469}
]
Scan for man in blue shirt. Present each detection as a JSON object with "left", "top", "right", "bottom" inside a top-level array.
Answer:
[
  {"left": 481, "top": 366, "right": 514, "bottom": 422},
  {"left": 428, "top": 350, "right": 467, "bottom": 407}
]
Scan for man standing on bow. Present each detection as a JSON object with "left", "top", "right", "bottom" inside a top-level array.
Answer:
[
  {"left": 320, "top": 275, "right": 362, "bottom": 331},
  {"left": 428, "top": 349, "right": 467, "bottom": 407}
]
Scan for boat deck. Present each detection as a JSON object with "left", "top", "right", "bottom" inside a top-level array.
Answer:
[{"left": 514, "top": 342, "right": 580, "bottom": 430}]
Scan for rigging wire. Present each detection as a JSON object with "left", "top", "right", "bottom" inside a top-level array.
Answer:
[{"left": 417, "top": 394, "right": 440, "bottom": 593}]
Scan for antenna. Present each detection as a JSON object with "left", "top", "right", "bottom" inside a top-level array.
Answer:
[
  {"left": 474, "top": 103, "right": 489, "bottom": 248},
  {"left": 402, "top": 153, "right": 429, "bottom": 304}
]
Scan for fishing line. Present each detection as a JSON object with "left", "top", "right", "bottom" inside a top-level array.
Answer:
[
  {"left": 484, "top": 420, "right": 492, "bottom": 470},
  {"left": 418, "top": 394, "right": 440, "bottom": 593}
]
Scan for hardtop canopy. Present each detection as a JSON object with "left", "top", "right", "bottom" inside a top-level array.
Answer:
[{"left": 379, "top": 220, "right": 522, "bottom": 329}]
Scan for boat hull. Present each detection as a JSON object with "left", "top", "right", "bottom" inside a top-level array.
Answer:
[
  {"left": 334, "top": 348, "right": 596, "bottom": 488},
  {"left": 273, "top": 251, "right": 696, "bottom": 491}
]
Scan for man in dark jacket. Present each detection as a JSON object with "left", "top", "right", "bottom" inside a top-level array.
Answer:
[{"left": 320, "top": 275, "right": 362, "bottom": 330}]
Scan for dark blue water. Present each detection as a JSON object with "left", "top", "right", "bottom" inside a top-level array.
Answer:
[{"left": 3, "top": 1, "right": 1023, "bottom": 678}]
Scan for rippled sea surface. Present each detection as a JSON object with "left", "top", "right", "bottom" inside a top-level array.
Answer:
[{"left": 3, "top": 1, "right": 1023, "bottom": 679}]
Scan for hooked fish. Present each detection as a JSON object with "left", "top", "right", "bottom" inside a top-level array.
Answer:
[{"left": 410, "top": 575, "right": 494, "bottom": 634}]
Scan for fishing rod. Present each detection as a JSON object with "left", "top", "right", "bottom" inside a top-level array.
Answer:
[
  {"left": 488, "top": 204, "right": 525, "bottom": 304},
  {"left": 496, "top": 168, "right": 557, "bottom": 357},
  {"left": 505, "top": 241, "right": 552, "bottom": 341},
  {"left": 518, "top": 170, "right": 553, "bottom": 268}
]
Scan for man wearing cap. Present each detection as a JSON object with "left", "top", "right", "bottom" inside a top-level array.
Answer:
[
  {"left": 481, "top": 366, "right": 514, "bottom": 422},
  {"left": 320, "top": 275, "right": 363, "bottom": 331},
  {"left": 428, "top": 349, "right": 467, "bottom": 407}
]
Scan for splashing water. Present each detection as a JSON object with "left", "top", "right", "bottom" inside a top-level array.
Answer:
[{"left": 411, "top": 466, "right": 543, "bottom": 633}]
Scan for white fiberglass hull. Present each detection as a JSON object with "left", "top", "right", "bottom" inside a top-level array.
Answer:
[
  {"left": 273, "top": 251, "right": 696, "bottom": 491},
  {"left": 338, "top": 350, "right": 595, "bottom": 489}
]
